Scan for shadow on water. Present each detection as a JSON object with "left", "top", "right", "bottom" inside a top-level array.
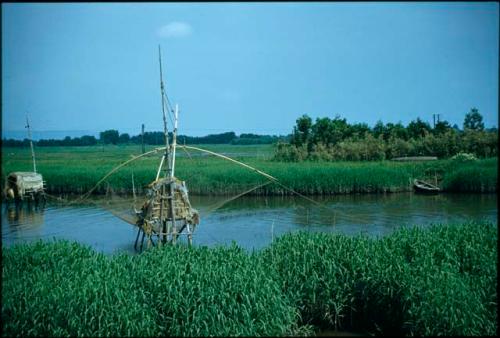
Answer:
[{"left": 1, "top": 192, "right": 497, "bottom": 255}]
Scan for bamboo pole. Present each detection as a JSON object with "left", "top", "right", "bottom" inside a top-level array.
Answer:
[
  {"left": 71, "top": 147, "right": 162, "bottom": 204},
  {"left": 180, "top": 145, "right": 278, "bottom": 182},
  {"left": 171, "top": 105, "right": 179, "bottom": 177},
  {"left": 169, "top": 104, "right": 178, "bottom": 244},
  {"left": 25, "top": 115, "right": 37, "bottom": 173},
  {"left": 159, "top": 45, "right": 171, "bottom": 179},
  {"left": 141, "top": 124, "right": 145, "bottom": 154},
  {"left": 158, "top": 45, "right": 172, "bottom": 243},
  {"left": 155, "top": 155, "right": 165, "bottom": 181}
]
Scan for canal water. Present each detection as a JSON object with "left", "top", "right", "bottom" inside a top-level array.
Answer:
[{"left": 2, "top": 193, "right": 497, "bottom": 254}]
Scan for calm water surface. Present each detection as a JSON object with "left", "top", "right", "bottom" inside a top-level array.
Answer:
[{"left": 2, "top": 193, "right": 497, "bottom": 254}]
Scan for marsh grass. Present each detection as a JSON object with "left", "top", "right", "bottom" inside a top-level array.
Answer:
[
  {"left": 2, "top": 222, "right": 496, "bottom": 337},
  {"left": 2, "top": 241, "right": 306, "bottom": 337},
  {"left": 261, "top": 221, "right": 497, "bottom": 336},
  {"left": 1, "top": 146, "right": 497, "bottom": 195}
]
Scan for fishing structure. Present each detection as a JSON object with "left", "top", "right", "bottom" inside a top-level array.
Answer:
[
  {"left": 70, "top": 46, "right": 338, "bottom": 251},
  {"left": 4, "top": 116, "right": 46, "bottom": 205},
  {"left": 132, "top": 47, "right": 200, "bottom": 250}
]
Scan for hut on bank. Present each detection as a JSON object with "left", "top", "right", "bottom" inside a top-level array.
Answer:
[
  {"left": 4, "top": 117, "right": 46, "bottom": 204},
  {"left": 4, "top": 172, "right": 45, "bottom": 203}
]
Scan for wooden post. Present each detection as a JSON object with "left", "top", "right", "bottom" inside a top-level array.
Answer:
[
  {"left": 171, "top": 105, "right": 178, "bottom": 177},
  {"left": 155, "top": 155, "right": 165, "bottom": 181},
  {"left": 134, "top": 227, "right": 142, "bottom": 250},
  {"left": 169, "top": 105, "right": 179, "bottom": 244},
  {"left": 141, "top": 124, "right": 145, "bottom": 154},
  {"left": 160, "top": 184, "right": 167, "bottom": 244},
  {"left": 25, "top": 115, "right": 37, "bottom": 173},
  {"left": 132, "top": 172, "right": 136, "bottom": 203},
  {"left": 159, "top": 45, "right": 171, "bottom": 179},
  {"left": 271, "top": 220, "right": 274, "bottom": 243},
  {"left": 158, "top": 45, "right": 176, "bottom": 244},
  {"left": 187, "top": 222, "right": 192, "bottom": 246}
]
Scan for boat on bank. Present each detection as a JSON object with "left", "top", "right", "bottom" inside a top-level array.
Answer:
[{"left": 413, "top": 179, "right": 440, "bottom": 194}]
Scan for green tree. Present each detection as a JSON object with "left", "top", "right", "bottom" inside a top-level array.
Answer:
[
  {"left": 311, "top": 117, "right": 333, "bottom": 145},
  {"left": 291, "top": 114, "right": 312, "bottom": 147},
  {"left": 118, "top": 133, "right": 130, "bottom": 144},
  {"left": 463, "top": 107, "right": 484, "bottom": 131},
  {"left": 373, "top": 120, "right": 386, "bottom": 139},
  {"left": 390, "top": 122, "right": 409, "bottom": 140},
  {"left": 434, "top": 120, "right": 451, "bottom": 135},
  {"left": 311, "top": 115, "right": 349, "bottom": 146},
  {"left": 100, "top": 129, "right": 120, "bottom": 145},
  {"left": 407, "top": 118, "right": 432, "bottom": 139},
  {"left": 349, "top": 122, "right": 370, "bottom": 140}
]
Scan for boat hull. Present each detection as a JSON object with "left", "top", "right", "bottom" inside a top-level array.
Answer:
[{"left": 413, "top": 179, "right": 440, "bottom": 194}]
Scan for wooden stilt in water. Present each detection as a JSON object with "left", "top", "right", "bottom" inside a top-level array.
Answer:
[
  {"left": 187, "top": 222, "right": 193, "bottom": 246},
  {"left": 134, "top": 227, "right": 142, "bottom": 250},
  {"left": 140, "top": 231, "right": 146, "bottom": 251},
  {"left": 169, "top": 104, "right": 179, "bottom": 245}
]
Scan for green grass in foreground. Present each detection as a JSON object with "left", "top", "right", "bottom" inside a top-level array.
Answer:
[
  {"left": 2, "top": 222, "right": 497, "bottom": 336},
  {"left": 1, "top": 145, "right": 497, "bottom": 195}
]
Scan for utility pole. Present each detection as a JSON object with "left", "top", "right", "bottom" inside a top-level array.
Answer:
[
  {"left": 433, "top": 113, "right": 441, "bottom": 128},
  {"left": 141, "top": 123, "right": 145, "bottom": 154},
  {"left": 25, "top": 114, "right": 37, "bottom": 173}
]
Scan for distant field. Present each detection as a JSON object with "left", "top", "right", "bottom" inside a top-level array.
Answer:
[
  {"left": 1, "top": 143, "right": 276, "bottom": 160},
  {"left": 1, "top": 145, "right": 497, "bottom": 195}
]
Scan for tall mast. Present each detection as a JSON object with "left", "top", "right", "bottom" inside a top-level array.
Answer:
[
  {"left": 25, "top": 114, "right": 37, "bottom": 173},
  {"left": 157, "top": 45, "right": 179, "bottom": 244},
  {"left": 157, "top": 45, "right": 172, "bottom": 180}
]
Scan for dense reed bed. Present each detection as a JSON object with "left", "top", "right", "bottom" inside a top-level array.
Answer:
[
  {"left": 441, "top": 157, "right": 497, "bottom": 192},
  {"left": 2, "top": 241, "right": 306, "bottom": 337},
  {"left": 261, "top": 221, "right": 497, "bottom": 336},
  {"left": 2, "top": 222, "right": 497, "bottom": 336},
  {"left": 1, "top": 145, "right": 497, "bottom": 195}
]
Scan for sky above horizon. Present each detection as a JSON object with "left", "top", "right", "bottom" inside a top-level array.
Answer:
[{"left": 2, "top": 2, "right": 499, "bottom": 138}]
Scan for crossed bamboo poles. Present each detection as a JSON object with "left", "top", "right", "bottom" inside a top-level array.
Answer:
[
  {"left": 45, "top": 144, "right": 382, "bottom": 230},
  {"left": 72, "top": 145, "right": 334, "bottom": 212}
]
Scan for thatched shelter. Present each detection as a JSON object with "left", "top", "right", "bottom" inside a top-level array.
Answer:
[{"left": 4, "top": 171, "right": 45, "bottom": 202}]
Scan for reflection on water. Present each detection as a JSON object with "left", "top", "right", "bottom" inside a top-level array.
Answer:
[
  {"left": 1, "top": 193, "right": 497, "bottom": 254},
  {"left": 5, "top": 204, "right": 45, "bottom": 225},
  {"left": 4, "top": 203, "right": 45, "bottom": 240}
]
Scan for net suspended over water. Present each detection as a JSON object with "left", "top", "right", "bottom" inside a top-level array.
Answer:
[
  {"left": 20, "top": 46, "right": 373, "bottom": 247},
  {"left": 43, "top": 144, "right": 376, "bottom": 246}
]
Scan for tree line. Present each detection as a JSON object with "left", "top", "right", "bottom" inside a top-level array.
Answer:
[
  {"left": 275, "top": 108, "right": 498, "bottom": 161},
  {"left": 1, "top": 130, "right": 284, "bottom": 147}
]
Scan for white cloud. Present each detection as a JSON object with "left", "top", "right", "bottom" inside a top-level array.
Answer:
[{"left": 157, "top": 21, "right": 193, "bottom": 38}]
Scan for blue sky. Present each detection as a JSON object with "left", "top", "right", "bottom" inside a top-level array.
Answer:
[{"left": 2, "top": 2, "right": 498, "bottom": 139}]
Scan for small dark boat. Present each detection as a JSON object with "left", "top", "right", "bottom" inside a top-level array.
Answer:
[{"left": 413, "top": 179, "right": 440, "bottom": 194}]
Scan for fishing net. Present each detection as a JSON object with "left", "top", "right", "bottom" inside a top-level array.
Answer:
[{"left": 42, "top": 144, "right": 375, "bottom": 240}]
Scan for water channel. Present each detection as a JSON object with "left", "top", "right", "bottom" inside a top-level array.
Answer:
[{"left": 2, "top": 193, "right": 497, "bottom": 254}]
